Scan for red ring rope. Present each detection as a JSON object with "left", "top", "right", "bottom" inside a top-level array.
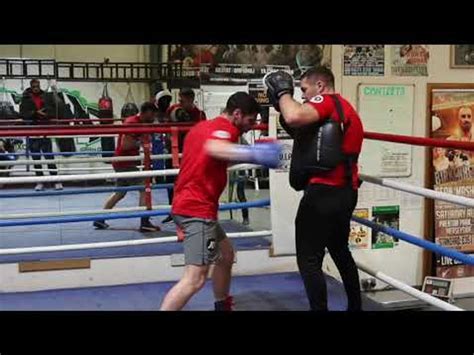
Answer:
[
  {"left": 0, "top": 124, "right": 269, "bottom": 137},
  {"left": 365, "top": 131, "right": 474, "bottom": 151}
]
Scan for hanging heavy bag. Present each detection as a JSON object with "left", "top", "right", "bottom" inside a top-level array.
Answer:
[
  {"left": 98, "top": 83, "right": 115, "bottom": 158},
  {"left": 121, "top": 102, "right": 139, "bottom": 118},
  {"left": 0, "top": 101, "right": 19, "bottom": 120},
  {"left": 0, "top": 78, "right": 19, "bottom": 120},
  {"left": 121, "top": 83, "right": 139, "bottom": 118}
]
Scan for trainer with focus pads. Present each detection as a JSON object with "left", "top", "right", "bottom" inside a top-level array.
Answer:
[
  {"left": 264, "top": 67, "right": 364, "bottom": 311},
  {"left": 160, "top": 92, "right": 281, "bottom": 311}
]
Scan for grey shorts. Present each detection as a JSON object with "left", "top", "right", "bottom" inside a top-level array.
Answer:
[
  {"left": 114, "top": 166, "right": 144, "bottom": 187},
  {"left": 173, "top": 214, "right": 227, "bottom": 266}
]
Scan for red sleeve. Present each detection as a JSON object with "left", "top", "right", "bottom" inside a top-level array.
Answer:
[
  {"left": 209, "top": 121, "right": 239, "bottom": 143},
  {"left": 209, "top": 128, "right": 236, "bottom": 142},
  {"left": 306, "top": 95, "right": 334, "bottom": 120}
]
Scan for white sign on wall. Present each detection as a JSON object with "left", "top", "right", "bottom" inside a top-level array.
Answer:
[{"left": 357, "top": 84, "right": 415, "bottom": 177}]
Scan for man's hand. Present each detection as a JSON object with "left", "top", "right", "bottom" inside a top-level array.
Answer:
[{"left": 37, "top": 108, "right": 47, "bottom": 118}]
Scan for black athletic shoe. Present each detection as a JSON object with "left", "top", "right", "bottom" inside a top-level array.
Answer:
[
  {"left": 93, "top": 220, "right": 110, "bottom": 230},
  {"left": 139, "top": 221, "right": 161, "bottom": 232},
  {"left": 214, "top": 296, "right": 234, "bottom": 311},
  {"left": 242, "top": 218, "right": 250, "bottom": 226},
  {"left": 162, "top": 215, "right": 173, "bottom": 224}
]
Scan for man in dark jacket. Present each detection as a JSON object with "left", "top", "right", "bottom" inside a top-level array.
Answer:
[{"left": 20, "top": 79, "right": 62, "bottom": 191}]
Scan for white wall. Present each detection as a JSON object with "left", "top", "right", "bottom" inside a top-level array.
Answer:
[{"left": 0, "top": 45, "right": 149, "bottom": 63}]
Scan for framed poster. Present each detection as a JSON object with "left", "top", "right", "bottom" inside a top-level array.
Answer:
[
  {"left": 167, "top": 44, "right": 331, "bottom": 84},
  {"left": 428, "top": 83, "right": 474, "bottom": 279},
  {"left": 391, "top": 45, "right": 429, "bottom": 76},
  {"left": 450, "top": 45, "right": 474, "bottom": 69},
  {"left": 357, "top": 84, "right": 415, "bottom": 177},
  {"left": 343, "top": 45, "right": 384, "bottom": 76}
]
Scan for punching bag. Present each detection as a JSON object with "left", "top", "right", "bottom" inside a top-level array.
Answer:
[
  {"left": 98, "top": 83, "right": 115, "bottom": 158},
  {"left": 43, "top": 81, "right": 76, "bottom": 156},
  {"left": 121, "top": 83, "right": 139, "bottom": 118}
]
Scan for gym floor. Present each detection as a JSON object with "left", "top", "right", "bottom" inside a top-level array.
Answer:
[{"left": 1, "top": 184, "right": 472, "bottom": 310}]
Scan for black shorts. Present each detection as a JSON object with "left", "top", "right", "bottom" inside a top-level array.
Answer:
[{"left": 114, "top": 166, "right": 144, "bottom": 187}]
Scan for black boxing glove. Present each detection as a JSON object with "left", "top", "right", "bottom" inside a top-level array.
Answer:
[
  {"left": 170, "top": 107, "right": 191, "bottom": 123},
  {"left": 263, "top": 71, "right": 294, "bottom": 112}
]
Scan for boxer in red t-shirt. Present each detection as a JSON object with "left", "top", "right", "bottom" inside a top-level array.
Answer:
[
  {"left": 264, "top": 67, "right": 364, "bottom": 311},
  {"left": 160, "top": 92, "right": 281, "bottom": 311},
  {"left": 93, "top": 102, "right": 161, "bottom": 233}
]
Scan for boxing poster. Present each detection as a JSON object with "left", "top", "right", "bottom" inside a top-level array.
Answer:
[
  {"left": 391, "top": 45, "right": 429, "bottom": 76},
  {"left": 450, "top": 45, "right": 474, "bottom": 68},
  {"left": 343, "top": 45, "right": 385, "bottom": 76},
  {"left": 167, "top": 45, "right": 331, "bottom": 84},
  {"left": 248, "top": 81, "right": 270, "bottom": 107},
  {"left": 371, "top": 205, "right": 400, "bottom": 249},
  {"left": 349, "top": 209, "right": 371, "bottom": 250},
  {"left": 430, "top": 87, "right": 474, "bottom": 278}
]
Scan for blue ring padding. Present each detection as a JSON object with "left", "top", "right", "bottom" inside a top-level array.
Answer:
[
  {"left": 0, "top": 199, "right": 270, "bottom": 228},
  {"left": 352, "top": 216, "right": 474, "bottom": 266},
  {"left": 0, "top": 184, "right": 174, "bottom": 198}
]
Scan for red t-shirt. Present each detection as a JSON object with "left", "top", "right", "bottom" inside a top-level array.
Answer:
[
  {"left": 31, "top": 93, "right": 44, "bottom": 110},
  {"left": 172, "top": 116, "right": 240, "bottom": 220},
  {"left": 167, "top": 103, "right": 207, "bottom": 123},
  {"left": 306, "top": 94, "right": 364, "bottom": 190},
  {"left": 112, "top": 114, "right": 141, "bottom": 169}
]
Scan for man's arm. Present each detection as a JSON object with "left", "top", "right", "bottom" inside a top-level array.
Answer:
[
  {"left": 121, "top": 134, "right": 141, "bottom": 151},
  {"left": 205, "top": 139, "right": 244, "bottom": 161},
  {"left": 279, "top": 95, "right": 320, "bottom": 127},
  {"left": 263, "top": 70, "right": 320, "bottom": 128},
  {"left": 204, "top": 138, "right": 281, "bottom": 169},
  {"left": 19, "top": 98, "right": 37, "bottom": 122}
]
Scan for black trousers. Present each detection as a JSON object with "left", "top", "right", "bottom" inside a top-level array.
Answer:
[
  {"left": 236, "top": 177, "right": 248, "bottom": 220},
  {"left": 295, "top": 184, "right": 361, "bottom": 311},
  {"left": 28, "top": 138, "right": 57, "bottom": 177}
]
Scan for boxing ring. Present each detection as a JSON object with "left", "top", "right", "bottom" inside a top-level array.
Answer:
[{"left": 0, "top": 121, "right": 473, "bottom": 310}]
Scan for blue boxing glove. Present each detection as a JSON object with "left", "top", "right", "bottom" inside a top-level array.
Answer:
[{"left": 234, "top": 141, "right": 282, "bottom": 169}]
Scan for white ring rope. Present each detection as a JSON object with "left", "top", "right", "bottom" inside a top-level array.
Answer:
[
  {"left": 0, "top": 164, "right": 261, "bottom": 185},
  {"left": 356, "top": 261, "right": 463, "bottom": 311},
  {"left": 0, "top": 230, "right": 273, "bottom": 255},
  {"left": 0, "top": 154, "right": 178, "bottom": 166},
  {"left": 360, "top": 174, "right": 474, "bottom": 208},
  {"left": 0, "top": 170, "right": 177, "bottom": 184},
  {"left": 11, "top": 168, "right": 118, "bottom": 172},
  {"left": 0, "top": 205, "right": 172, "bottom": 220}
]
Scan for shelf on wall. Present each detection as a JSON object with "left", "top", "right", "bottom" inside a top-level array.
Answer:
[{"left": 0, "top": 59, "right": 199, "bottom": 83}]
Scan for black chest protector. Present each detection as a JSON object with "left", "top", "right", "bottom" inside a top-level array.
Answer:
[{"left": 281, "top": 95, "right": 353, "bottom": 191}]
